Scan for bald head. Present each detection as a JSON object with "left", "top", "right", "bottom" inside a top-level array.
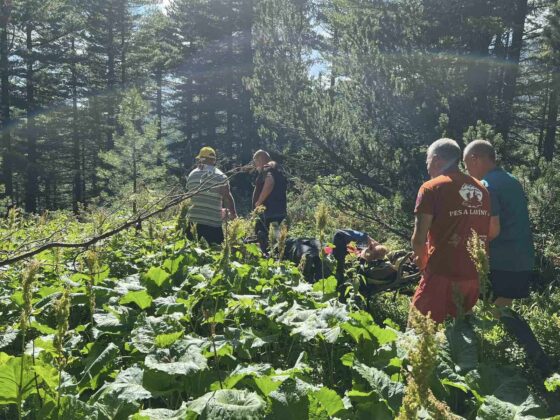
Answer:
[
  {"left": 463, "top": 139, "right": 496, "bottom": 180},
  {"left": 463, "top": 139, "right": 496, "bottom": 162},
  {"left": 253, "top": 150, "right": 271, "bottom": 171}
]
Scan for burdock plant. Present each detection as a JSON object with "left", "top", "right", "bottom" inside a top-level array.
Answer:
[
  {"left": 315, "top": 202, "right": 329, "bottom": 291},
  {"left": 398, "top": 308, "right": 458, "bottom": 420},
  {"left": 8, "top": 206, "right": 20, "bottom": 230},
  {"left": 277, "top": 221, "right": 289, "bottom": 261},
  {"left": 467, "top": 230, "right": 491, "bottom": 311},
  {"left": 83, "top": 250, "right": 99, "bottom": 328},
  {"left": 53, "top": 289, "right": 70, "bottom": 411},
  {"left": 176, "top": 199, "right": 192, "bottom": 235},
  {"left": 268, "top": 221, "right": 279, "bottom": 255},
  {"left": 18, "top": 261, "right": 40, "bottom": 420}
]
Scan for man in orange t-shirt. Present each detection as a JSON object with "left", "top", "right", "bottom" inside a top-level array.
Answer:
[{"left": 411, "top": 138, "right": 492, "bottom": 323}]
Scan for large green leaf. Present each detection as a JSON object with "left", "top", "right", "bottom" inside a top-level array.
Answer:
[
  {"left": 0, "top": 327, "right": 18, "bottom": 349},
  {"left": 38, "top": 395, "right": 102, "bottom": 420},
  {"left": 476, "top": 395, "right": 547, "bottom": 419},
  {"left": 0, "top": 354, "right": 38, "bottom": 405},
  {"left": 154, "top": 296, "right": 186, "bottom": 315},
  {"left": 91, "top": 365, "right": 152, "bottom": 419},
  {"left": 268, "top": 378, "right": 316, "bottom": 419},
  {"left": 545, "top": 374, "right": 560, "bottom": 392},
  {"left": 78, "top": 342, "right": 120, "bottom": 391},
  {"left": 130, "top": 313, "right": 183, "bottom": 354},
  {"left": 143, "top": 336, "right": 208, "bottom": 394},
  {"left": 188, "top": 389, "right": 266, "bottom": 420},
  {"left": 33, "top": 362, "right": 59, "bottom": 392},
  {"left": 143, "top": 267, "right": 170, "bottom": 287},
  {"left": 145, "top": 351, "right": 206, "bottom": 376},
  {"left": 131, "top": 404, "right": 188, "bottom": 420},
  {"left": 347, "top": 311, "right": 398, "bottom": 346},
  {"left": 162, "top": 255, "right": 185, "bottom": 275},
  {"left": 120, "top": 290, "right": 153, "bottom": 310},
  {"left": 312, "top": 276, "right": 338, "bottom": 295},
  {"left": 112, "top": 274, "right": 143, "bottom": 295},
  {"left": 211, "top": 363, "right": 284, "bottom": 396},
  {"left": 312, "top": 387, "right": 345, "bottom": 417},
  {"left": 443, "top": 320, "right": 478, "bottom": 373},
  {"left": 353, "top": 362, "right": 403, "bottom": 414},
  {"left": 276, "top": 301, "right": 347, "bottom": 343},
  {"left": 466, "top": 364, "right": 528, "bottom": 403},
  {"left": 346, "top": 390, "right": 394, "bottom": 420},
  {"left": 155, "top": 331, "right": 184, "bottom": 348},
  {"left": 467, "top": 364, "right": 546, "bottom": 417}
]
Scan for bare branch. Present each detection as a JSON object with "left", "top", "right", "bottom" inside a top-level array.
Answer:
[{"left": 0, "top": 167, "right": 246, "bottom": 268}]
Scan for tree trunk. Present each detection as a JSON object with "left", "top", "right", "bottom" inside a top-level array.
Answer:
[
  {"left": 71, "top": 36, "right": 83, "bottom": 212},
  {"left": 543, "top": 71, "right": 559, "bottom": 161},
  {"left": 132, "top": 142, "right": 137, "bottom": 214},
  {"left": 120, "top": 6, "right": 126, "bottom": 87},
  {"left": 538, "top": 75, "right": 549, "bottom": 159},
  {"left": 91, "top": 96, "right": 101, "bottom": 196},
  {"left": 185, "top": 76, "right": 193, "bottom": 165},
  {"left": 106, "top": 2, "right": 116, "bottom": 149},
  {"left": 239, "top": 0, "right": 256, "bottom": 160},
  {"left": 226, "top": 0, "right": 234, "bottom": 156},
  {"left": 25, "top": 22, "right": 38, "bottom": 213},
  {"left": 155, "top": 67, "right": 162, "bottom": 140},
  {"left": 1, "top": 1, "right": 12, "bottom": 204},
  {"left": 496, "top": 0, "right": 528, "bottom": 140}
]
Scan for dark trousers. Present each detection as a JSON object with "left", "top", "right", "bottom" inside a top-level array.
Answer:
[
  {"left": 255, "top": 215, "right": 285, "bottom": 253},
  {"left": 332, "top": 230, "right": 352, "bottom": 276},
  {"left": 499, "top": 307, "right": 552, "bottom": 376},
  {"left": 187, "top": 223, "right": 224, "bottom": 246}
]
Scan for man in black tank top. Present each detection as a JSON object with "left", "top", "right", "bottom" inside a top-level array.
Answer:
[{"left": 252, "top": 150, "right": 288, "bottom": 253}]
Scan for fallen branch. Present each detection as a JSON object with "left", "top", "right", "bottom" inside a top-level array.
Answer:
[{"left": 0, "top": 166, "right": 248, "bottom": 268}]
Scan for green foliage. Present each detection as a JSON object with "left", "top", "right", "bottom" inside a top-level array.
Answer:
[
  {"left": 120, "top": 290, "right": 153, "bottom": 310},
  {"left": 0, "top": 354, "right": 38, "bottom": 405},
  {"left": 99, "top": 88, "right": 167, "bottom": 212},
  {"left": 188, "top": 389, "right": 266, "bottom": 419},
  {"left": 0, "top": 212, "right": 557, "bottom": 419}
]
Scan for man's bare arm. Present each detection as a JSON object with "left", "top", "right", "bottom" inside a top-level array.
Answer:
[
  {"left": 255, "top": 173, "right": 275, "bottom": 208},
  {"left": 488, "top": 215, "right": 500, "bottom": 241},
  {"left": 221, "top": 184, "right": 237, "bottom": 218},
  {"left": 411, "top": 213, "right": 433, "bottom": 270}
]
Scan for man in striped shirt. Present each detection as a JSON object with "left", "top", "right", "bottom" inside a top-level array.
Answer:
[{"left": 185, "top": 147, "right": 237, "bottom": 245}]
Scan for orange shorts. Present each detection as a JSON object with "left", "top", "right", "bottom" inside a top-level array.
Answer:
[{"left": 412, "top": 270, "right": 479, "bottom": 323}]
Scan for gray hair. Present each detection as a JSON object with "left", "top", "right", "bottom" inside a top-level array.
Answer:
[
  {"left": 463, "top": 139, "right": 496, "bottom": 162},
  {"left": 427, "top": 138, "right": 461, "bottom": 166}
]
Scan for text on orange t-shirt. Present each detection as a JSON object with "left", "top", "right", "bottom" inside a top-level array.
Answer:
[{"left": 415, "top": 172, "right": 491, "bottom": 279}]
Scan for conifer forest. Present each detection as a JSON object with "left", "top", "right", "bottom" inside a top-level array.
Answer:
[{"left": 0, "top": 0, "right": 560, "bottom": 418}]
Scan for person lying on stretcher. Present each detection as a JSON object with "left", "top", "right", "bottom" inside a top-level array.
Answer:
[{"left": 327, "top": 229, "right": 420, "bottom": 295}]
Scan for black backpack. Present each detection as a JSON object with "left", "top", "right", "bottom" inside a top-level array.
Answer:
[{"left": 284, "top": 238, "right": 331, "bottom": 282}]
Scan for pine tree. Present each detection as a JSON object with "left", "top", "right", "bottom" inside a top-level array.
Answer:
[
  {"left": 99, "top": 88, "right": 167, "bottom": 213},
  {"left": 0, "top": 0, "right": 12, "bottom": 209},
  {"left": 543, "top": 1, "right": 560, "bottom": 162}
]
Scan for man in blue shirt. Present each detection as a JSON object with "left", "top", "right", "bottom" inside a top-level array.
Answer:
[{"left": 464, "top": 139, "right": 552, "bottom": 376}]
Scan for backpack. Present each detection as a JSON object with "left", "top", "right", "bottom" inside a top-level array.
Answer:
[{"left": 284, "top": 238, "right": 332, "bottom": 282}]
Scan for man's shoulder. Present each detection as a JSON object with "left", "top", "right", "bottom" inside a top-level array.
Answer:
[
  {"left": 187, "top": 168, "right": 201, "bottom": 178},
  {"left": 213, "top": 167, "right": 227, "bottom": 180},
  {"left": 211, "top": 166, "right": 225, "bottom": 175},
  {"left": 484, "top": 168, "right": 523, "bottom": 194},
  {"left": 420, "top": 174, "right": 488, "bottom": 194},
  {"left": 264, "top": 161, "right": 287, "bottom": 176},
  {"left": 484, "top": 167, "right": 509, "bottom": 183},
  {"left": 420, "top": 175, "right": 453, "bottom": 190}
]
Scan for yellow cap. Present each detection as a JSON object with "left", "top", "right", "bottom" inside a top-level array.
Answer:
[{"left": 196, "top": 146, "right": 216, "bottom": 160}]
